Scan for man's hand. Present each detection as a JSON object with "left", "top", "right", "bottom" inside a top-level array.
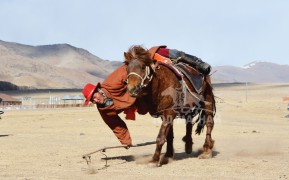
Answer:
[{"left": 124, "top": 144, "right": 132, "bottom": 149}]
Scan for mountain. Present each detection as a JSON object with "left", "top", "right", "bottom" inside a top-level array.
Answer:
[
  {"left": 0, "top": 40, "right": 122, "bottom": 89},
  {"left": 211, "top": 61, "right": 289, "bottom": 83},
  {"left": 1, "top": 40, "right": 289, "bottom": 90}
]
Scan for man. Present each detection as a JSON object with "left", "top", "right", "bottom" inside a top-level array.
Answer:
[
  {"left": 82, "top": 64, "right": 141, "bottom": 147},
  {"left": 82, "top": 45, "right": 211, "bottom": 146}
]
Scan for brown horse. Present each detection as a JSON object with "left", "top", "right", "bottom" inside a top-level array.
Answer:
[{"left": 124, "top": 45, "right": 216, "bottom": 166}]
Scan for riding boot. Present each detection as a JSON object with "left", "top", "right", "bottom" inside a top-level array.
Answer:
[
  {"left": 169, "top": 49, "right": 211, "bottom": 75},
  {"left": 179, "top": 53, "right": 211, "bottom": 75}
]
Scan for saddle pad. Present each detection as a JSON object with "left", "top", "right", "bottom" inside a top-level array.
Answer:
[
  {"left": 158, "top": 62, "right": 182, "bottom": 79},
  {"left": 174, "top": 63, "right": 204, "bottom": 94}
]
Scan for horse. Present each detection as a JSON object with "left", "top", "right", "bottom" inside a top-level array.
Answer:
[{"left": 124, "top": 45, "right": 216, "bottom": 166}]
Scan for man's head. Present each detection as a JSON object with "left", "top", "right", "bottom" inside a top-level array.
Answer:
[{"left": 82, "top": 83, "right": 104, "bottom": 105}]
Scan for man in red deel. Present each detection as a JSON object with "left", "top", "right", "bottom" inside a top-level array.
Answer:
[{"left": 82, "top": 45, "right": 211, "bottom": 147}]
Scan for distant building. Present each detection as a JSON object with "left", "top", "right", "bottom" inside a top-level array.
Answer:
[
  {"left": 61, "top": 95, "right": 84, "bottom": 105},
  {"left": 0, "top": 93, "right": 22, "bottom": 107}
]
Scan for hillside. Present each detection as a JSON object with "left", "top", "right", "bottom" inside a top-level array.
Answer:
[
  {"left": 1, "top": 40, "right": 289, "bottom": 90},
  {"left": 212, "top": 61, "right": 289, "bottom": 83},
  {"left": 0, "top": 40, "right": 122, "bottom": 89}
]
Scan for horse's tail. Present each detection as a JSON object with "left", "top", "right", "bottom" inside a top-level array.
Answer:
[
  {"left": 195, "top": 75, "right": 216, "bottom": 135},
  {"left": 205, "top": 75, "right": 216, "bottom": 117}
]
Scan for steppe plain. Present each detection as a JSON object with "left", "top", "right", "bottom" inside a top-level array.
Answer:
[{"left": 0, "top": 83, "right": 289, "bottom": 180}]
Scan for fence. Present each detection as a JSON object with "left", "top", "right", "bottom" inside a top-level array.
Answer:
[{"left": 0, "top": 95, "right": 94, "bottom": 110}]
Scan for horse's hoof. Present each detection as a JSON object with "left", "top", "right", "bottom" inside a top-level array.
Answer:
[
  {"left": 160, "top": 156, "right": 173, "bottom": 166},
  {"left": 185, "top": 148, "right": 192, "bottom": 154},
  {"left": 185, "top": 143, "right": 193, "bottom": 154},
  {"left": 198, "top": 152, "right": 212, "bottom": 159}
]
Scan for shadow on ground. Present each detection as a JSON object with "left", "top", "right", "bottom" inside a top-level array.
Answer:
[
  {"left": 100, "top": 149, "right": 220, "bottom": 163},
  {"left": 174, "top": 149, "right": 220, "bottom": 160},
  {"left": 0, "top": 134, "right": 11, "bottom": 137},
  {"left": 101, "top": 155, "right": 135, "bottom": 162}
]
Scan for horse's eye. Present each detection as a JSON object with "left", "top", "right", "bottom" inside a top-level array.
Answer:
[{"left": 141, "top": 65, "right": 146, "bottom": 71}]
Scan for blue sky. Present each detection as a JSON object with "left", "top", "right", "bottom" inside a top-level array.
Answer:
[{"left": 1, "top": 0, "right": 288, "bottom": 67}]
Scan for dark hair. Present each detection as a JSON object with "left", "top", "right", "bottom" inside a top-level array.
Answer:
[{"left": 124, "top": 45, "right": 151, "bottom": 65}]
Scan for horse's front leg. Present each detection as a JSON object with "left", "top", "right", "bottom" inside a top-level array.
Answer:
[
  {"left": 159, "top": 124, "right": 174, "bottom": 165},
  {"left": 150, "top": 113, "right": 174, "bottom": 166}
]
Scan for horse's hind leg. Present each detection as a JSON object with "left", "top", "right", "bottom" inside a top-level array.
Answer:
[
  {"left": 199, "top": 114, "right": 214, "bottom": 159},
  {"left": 199, "top": 79, "right": 215, "bottom": 159},
  {"left": 182, "top": 117, "right": 193, "bottom": 154}
]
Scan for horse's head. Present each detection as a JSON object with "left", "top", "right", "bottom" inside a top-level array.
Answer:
[{"left": 124, "top": 45, "right": 154, "bottom": 97}]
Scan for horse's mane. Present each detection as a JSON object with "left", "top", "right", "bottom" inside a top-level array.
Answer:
[{"left": 124, "top": 45, "right": 152, "bottom": 65}]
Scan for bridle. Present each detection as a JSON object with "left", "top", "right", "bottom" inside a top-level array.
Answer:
[{"left": 126, "top": 63, "right": 158, "bottom": 88}]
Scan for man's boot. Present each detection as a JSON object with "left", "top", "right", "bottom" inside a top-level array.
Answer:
[
  {"left": 179, "top": 53, "right": 211, "bottom": 75},
  {"left": 169, "top": 49, "right": 211, "bottom": 75}
]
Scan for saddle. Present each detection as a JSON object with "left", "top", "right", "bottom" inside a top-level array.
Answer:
[
  {"left": 174, "top": 63, "right": 204, "bottom": 94},
  {"left": 158, "top": 62, "right": 204, "bottom": 94}
]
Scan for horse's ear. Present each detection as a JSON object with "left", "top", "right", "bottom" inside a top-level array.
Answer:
[{"left": 124, "top": 52, "right": 132, "bottom": 61}]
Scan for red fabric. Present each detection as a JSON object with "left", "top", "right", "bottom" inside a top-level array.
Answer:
[
  {"left": 156, "top": 47, "right": 169, "bottom": 58},
  {"left": 148, "top": 45, "right": 167, "bottom": 60},
  {"left": 98, "top": 108, "right": 132, "bottom": 145},
  {"left": 101, "top": 65, "right": 136, "bottom": 110},
  {"left": 96, "top": 64, "right": 150, "bottom": 146},
  {"left": 153, "top": 53, "right": 172, "bottom": 64},
  {"left": 123, "top": 106, "right": 137, "bottom": 120},
  {"left": 95, "top": 46, "right": 169, "bottom": 145}
]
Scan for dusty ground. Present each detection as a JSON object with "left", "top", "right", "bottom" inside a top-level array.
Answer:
[{"left": 1, "top": 83, "right": 289, "bottom": 180}]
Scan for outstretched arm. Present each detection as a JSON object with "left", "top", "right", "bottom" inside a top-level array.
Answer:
[{"left": 98, "top": 109, "right": 132, "bottom": 146}]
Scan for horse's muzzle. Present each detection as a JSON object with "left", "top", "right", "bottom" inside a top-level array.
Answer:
[{"left": 127, "top": 85, "right": 141, "bottom": 97}]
